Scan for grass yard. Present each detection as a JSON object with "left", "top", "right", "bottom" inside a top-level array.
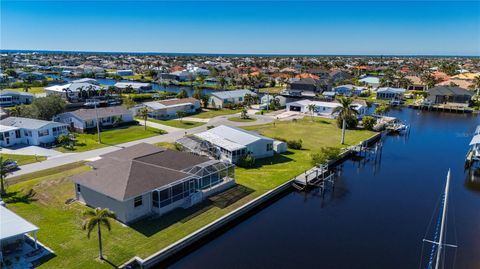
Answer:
[
  {"left": 258, "top": 86, "right": 285, "bottom": 94},
  {"left": 154, "top": 142, "right": 178, "bottom": 150},
  {"left": 139, "top": 117, "right": 205, "bottom": 129},
  {"left": 228, "top": 116, "right": 257, "bottom": 122},
  {"left": 56, "top": 125, "right": 166, "bottom": 153},
  {"left": 4, "top": 117, "right": 375, "bottom": 269},
  {"left": 191, "top": 108, "right": 241, "bottom": 119},
  {"left": 0, "top": 153, "right": 47, "bottom": 166},
  {"left": 7, "top": 87, "right": 46, "bottom": 94}
]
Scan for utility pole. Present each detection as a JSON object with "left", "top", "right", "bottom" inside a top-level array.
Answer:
[
  {"left": 94, "top": 101, "right": 101, "bottom": 143},
  {"left": 341, "top": 119, "right": 346, "bottom": 144}
]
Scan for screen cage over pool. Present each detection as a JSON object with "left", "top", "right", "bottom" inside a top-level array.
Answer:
[{"left": 151, "top": 160, "right": 235, "bottom": 209}]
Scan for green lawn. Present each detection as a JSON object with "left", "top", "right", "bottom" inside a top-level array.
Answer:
[
  {"left": 228, "top": 116, "right": 257, "bottom": 122},
  {"left": 154, "top": 142, "right": 178, "bottom": 150},
  {"left": 0, "top": 153, "right": 46, "bottom": 166},
  {"left": 258, "top": 86, "right": 284, "bottom": 94},
  {"left": 4, "top": 118, "right": 375, "bottom": 269},
  {"left": 138, "top": 117, "right": 205, "bottom": 129},
  {"left": 6, "top": 87, "right": 46, "bottom": 94},
  {"left": 56, "top": 125, "right": 166, "bottom": 153},
  {"left": 191, "top": 108, "right": 241, "bottom": 119}
]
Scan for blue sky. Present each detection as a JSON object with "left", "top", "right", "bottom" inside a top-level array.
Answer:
[{"left": 1, "top": 1, "right": 479, "bottom": 55}]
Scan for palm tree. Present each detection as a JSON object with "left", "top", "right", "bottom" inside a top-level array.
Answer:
[
  {"left": 9, "top": 105, "right": 25, "bottom": 117},
  {"left": 176, "top": 111, "right": 187, "bottom": 122},
  {"left": 82, "top": 208, "right": 116, "bottom": 260},
  {"left": 137, "top": 107, "right": 149, "bottom": 130},
  {"left": 0, "top": 156, "right": 11, "bottom": 195},
  {"left": 307, "top": 103, "right": 316, "bottom": 121},
  {"left": 473, "top": 75, "right": 480, "bottom": 96},
  {"left": 333, "top": 97, "right": 358, "bottom": 129}
]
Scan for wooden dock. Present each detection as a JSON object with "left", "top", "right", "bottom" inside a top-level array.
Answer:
[{"left": 409, "top": 104, "right": 473, "bottom": 113}]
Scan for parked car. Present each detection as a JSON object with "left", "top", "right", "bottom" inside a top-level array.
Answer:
[{"left": 4, "top": 159, "right": 18, "bottom": 171}]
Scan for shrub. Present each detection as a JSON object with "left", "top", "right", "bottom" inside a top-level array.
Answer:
[
  {"left": 174, "top": 143, "right": 184, "bottom": 151},
  {"left": 237, "top": 154, "right": 256, "bottom": 168},
  {"left": 362, "top": 116, "right": 376, "bottom": 131},
  {"left": 206, "top": 125, "right": 215, "bottom": 130},
  {"left": 287, "top": 139, "right": 303, "bottom": 150},
  {"left": 310, "top": 146, "right": 341, "bottom": 166},
  {"left": 310, "top": 152, "right": 327, "bottom": 166},
  {"left": 336, "top": 114, "right": 358, "bottom": 129}
]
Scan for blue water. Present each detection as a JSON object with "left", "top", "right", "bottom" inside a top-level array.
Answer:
[{"left": 167, "top": 108, "right": 480, "bottom": 269}]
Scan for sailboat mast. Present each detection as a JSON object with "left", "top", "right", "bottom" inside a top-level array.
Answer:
[{"left": 434, "top": 169, "right": 451, "bottom": 269}]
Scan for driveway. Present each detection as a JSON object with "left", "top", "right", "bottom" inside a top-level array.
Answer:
[{"left": 0, "top": 145, "right": 64, "bottom": 158}]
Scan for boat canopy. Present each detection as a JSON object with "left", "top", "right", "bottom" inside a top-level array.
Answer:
[{"left": 469, "top": 134, "right": 480, "bottom": 146}]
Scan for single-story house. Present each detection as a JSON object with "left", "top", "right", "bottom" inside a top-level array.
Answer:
[
  {"left": 359, "top": 76, "right": 380, "bottom": 88},
  {"left": 142, "top": 98, "right": 201, "bottom": 119},
  {"left": 209, "top": 89, "right": 257, "bottom": 109},
  {"left": 0, "top": 117, "right": 68, "bottom": 147},
  {"left": 376, "top": 87, "right": 406, "bottom": 100},
  {"left": 17, "top": 71, "right": 45, "bottom": 80},
  {"left": 71, "top": 143, "right": 235, "bottom": 223},
  {"left": 193, "top": 125, "right": 275, "bottom": 163},
  {"left": 260, "top": 94, "right": 287, "bottom": 109},
  {"left": 45, "top": 82, "right": 102, "bottom": 100},
  {"left": 0, "top": 90, "right": 34, "bottom": 107},
  {"left": 54, "top": 106, "right": 134, "bottom": 132},
  {"left": 114, "top": 69, "right": 134, "bottom": 76},
  {"left": 0, "top": 205, "right": 40, "bottom": 260},
  {"left": 204, "top": 78, "right": 218, "bottom": 85},
  {"left": 289, "top": 77, "right": 329, "bottom": 93},
  {"left": 114, "top": 82, "right": 152, "bottom": 93},
  {"left": 286, "top": 99, "right": 367, "bottom": 119},
  {"left": 426, "top": 86, "right": 474, "bottom": 106},
  {"left": 333, "top": 85, "right": 367, "bottom": 96},
  {"left": 329, "top": 70, "right": 352, "bottom": 82},
  {"left": 70, "top": 78, "right": 99, "bottom": 85}
]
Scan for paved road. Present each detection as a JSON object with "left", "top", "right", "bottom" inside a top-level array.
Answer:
[{"left": 7, "top": 112, "right": 274, "bottom": 178}]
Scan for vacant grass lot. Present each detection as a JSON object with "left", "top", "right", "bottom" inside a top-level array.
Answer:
[
  {"left": 190, "top": 108, "right": 241, "bottom": 119},
  {"left": 0, "top": 153, "right": 47, "bottom": 166},
  {"left": 56, "top": 125, "right": 166, "bottom": 152},
  {"left": 7, "top": 87, "right": 46, "bottom": 94},
  {"left": 5, "top": 118, "right": 374, "bottom": 269}
]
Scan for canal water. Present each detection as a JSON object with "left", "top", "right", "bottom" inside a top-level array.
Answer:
[{"left": 167, "top": 108, "right": 480, "bottom": 269}]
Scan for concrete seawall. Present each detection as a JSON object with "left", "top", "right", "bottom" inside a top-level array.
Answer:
[{"left": 120, "top": 132, "right": 383, "bottom": 269}]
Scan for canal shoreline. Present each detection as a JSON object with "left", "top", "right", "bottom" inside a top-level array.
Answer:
[{"left": 120, "top": 132, "right": 383, "bottom": 269}]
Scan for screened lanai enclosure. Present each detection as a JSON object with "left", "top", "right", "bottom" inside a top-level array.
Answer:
[{"left": 151, "top": 160, "right": 235, "bottom": 210}]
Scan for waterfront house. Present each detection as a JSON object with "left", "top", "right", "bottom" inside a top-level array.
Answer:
[
  {"left": 142, "top": 98, "right": 201, "bottom": 119},
  {"left": 71, "top": 143, "right": 235, "bottom": 224},
  {"left": 54, "top": 106, "right": 134, "bottom": 132},
  {"left": 0, "top": 117, "right": 68, "bottom": 147},
  {"left": 376, "top": 87, "right": 406, "bottom": 100},
  {"left": 114, "top": 69, "right": 134, "bottom": 76},
  {"left": 209, "top": 89, "right": 257, "bottom": 109},
  {"left": 329, "top": 70, "right": 352, "bottom": 83},
  {"left": 286, "top": 99, "right": 367, "bottom": 119},
  {"left": 17, "top": 71, "right": 45, "bottom": 80},
  {"left": 333, "top": 84, "right": 367, "bottom": 97},
  {"left": 289, "top": 77, "right": 328, "bottom": 93},
  {"left": 426, "top": 86, "right": 473, "bottom": 106},
  {"left": 193, "top": 125, "right": 274, "bottom": 163},
  {"left": 70, "top": 78, "right": 99, "bottom": 85},
  {"left": 0, "top": 90, "right": 34, "bottom": 107},
  {"left": 45, "top": 82, "right": 102, "bottom": 101},
  {"left": 114, "top": 82, "right": 152, "bottom": 93}
]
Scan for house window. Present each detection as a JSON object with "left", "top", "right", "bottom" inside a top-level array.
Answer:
[
  {"left": 267, "top": 143, "right": 273, "bottom": 151},
  {"left": 134, "top": 196, "right": 143, "bottom": 207},
  {"left": 76, "top": 184, "right": 81, "bottom": 193},
  {"left": 38, "top": 129, "right": 49, "bottom": 137},
  {"left": 152, "top": 191, "right": 159, "bottom": 208},
  {"left": 15, "top": 130, "right": 21, "bottom": 138}
]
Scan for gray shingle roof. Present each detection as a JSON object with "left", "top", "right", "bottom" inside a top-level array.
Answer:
[
  {"left": 428, "top": 86, "right": 473, "bottom": 96},
  {"left": 71, "top": 143, "right": 210, "bottom": 201},
  {"left": 68, "top": 106, "right": 132, "bottom": 121},
  {"left": 211, "top": 89, "right": 256, "bottom": 99}
]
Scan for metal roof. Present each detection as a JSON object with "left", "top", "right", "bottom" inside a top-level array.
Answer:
[
  {"left": 0, "top": 206, "right": 39, "bottom": 240},
  {"left": 211, "top": 89, "right": 256, "bottom": 99},
  {"left": 1, "top": 117, "right": 67, "bottom": 129},
  {"left": 195, "top": 125, "right": 272, "bottom": 151}
]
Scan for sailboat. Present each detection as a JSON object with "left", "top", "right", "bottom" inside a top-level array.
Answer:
[{"left": 422, "top": 169, "right": 457, "bottom": 269}]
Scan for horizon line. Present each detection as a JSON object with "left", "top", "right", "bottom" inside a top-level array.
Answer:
[{"left": 1, "top": 49, "right": 479, "bottom": 58}]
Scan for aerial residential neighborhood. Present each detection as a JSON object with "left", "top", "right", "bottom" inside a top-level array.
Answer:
[{"left": 1, "top": 1, "right": 479, "bottom": 269}]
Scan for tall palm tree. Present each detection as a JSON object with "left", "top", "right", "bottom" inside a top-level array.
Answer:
[
  {"left": 9, "top": 105, "right": 24, "bottom": 117},
  {"left": 307, "top": 103, "right": 316, "bottom": 121},
  {"left": 473, "top": 75, "right": 480, "bottom": 96},
  {"left": 137, "top": 107, "right": 150, "bottom": 131},
  {"left": 82, "top": 208, "right": 116, "bottom": 260},
  {"left": 333, "top": 97, "right": 358, "bottom": 129}
]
